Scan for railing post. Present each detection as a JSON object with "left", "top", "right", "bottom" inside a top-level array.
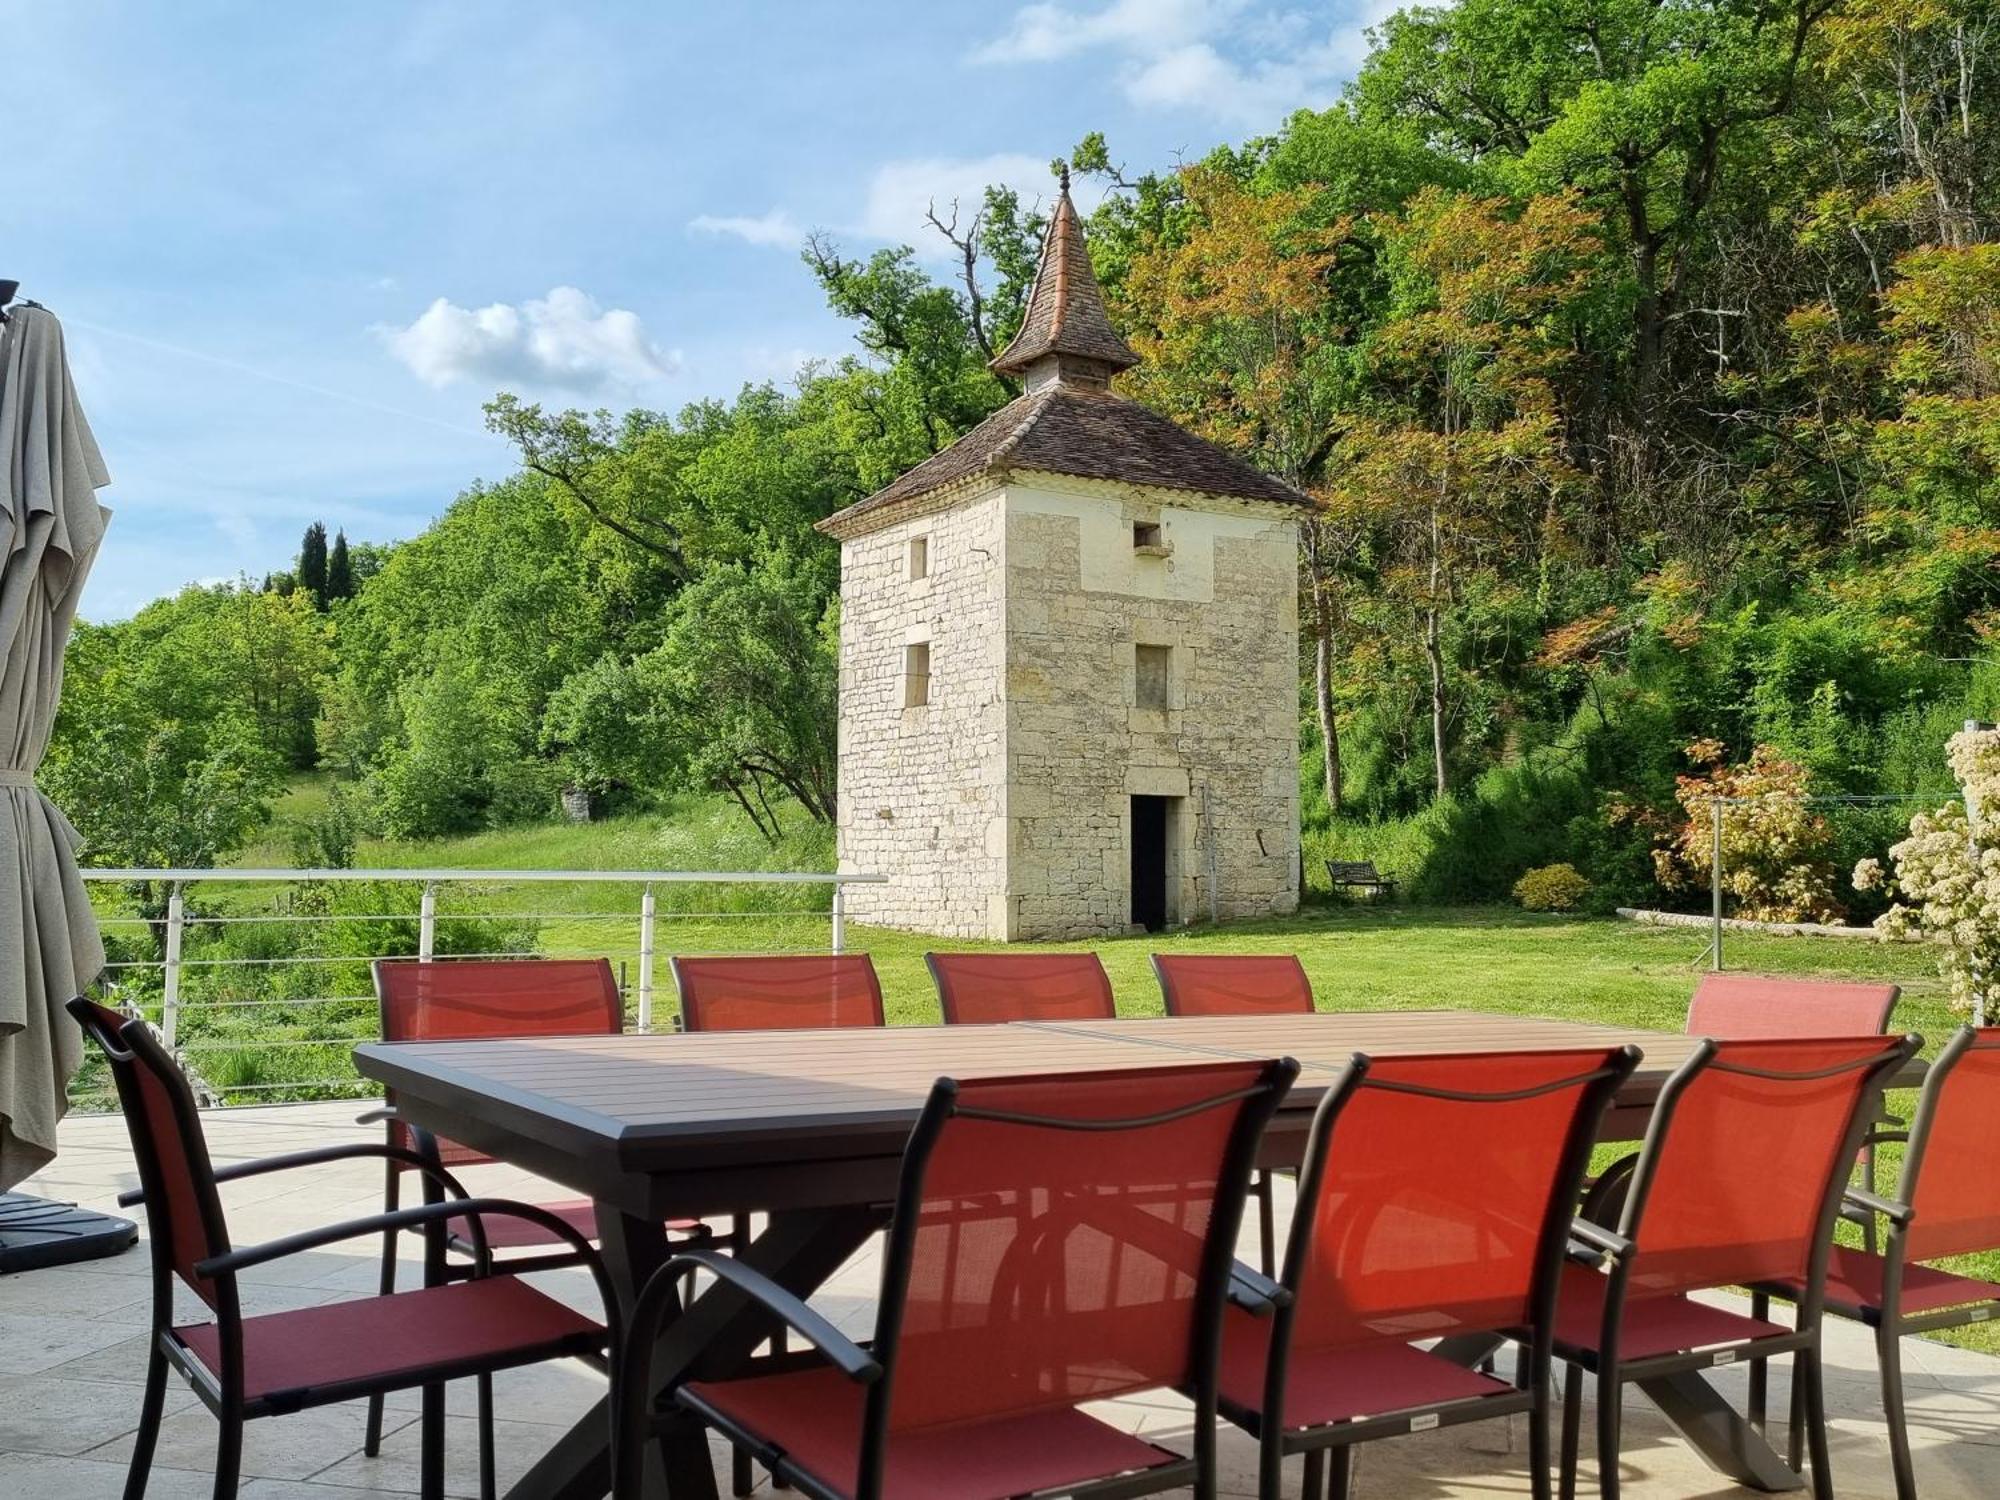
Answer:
[
  {"left": 637, "top": 883, "right": 657, "bottom": 1033},
  {"left": 1710, "top": 797, "right": 1724, "bottom": 973},
  {"left": 419, "top": 882, "right": 437, "bottom": 961},
  {"left": 161, "top": 882, "right": 185, "bottom": 1051},
  {"left": 831, "top": 881, "right": 846, "bottom": 955}
]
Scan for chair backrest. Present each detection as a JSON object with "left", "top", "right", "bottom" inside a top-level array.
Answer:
[
  {"left": 1152, "top": 954, "right": 1313, "bottom": 1017},
  {"left": 672, "top": 954, "right": 885, "bottom": 1032},
  {"left": 1685, "top": 973, "right": 1899, "bottom": 1039},
  {"left": 68, "top": 997, "right": 234, "bottom": 1312},
  {"left": 1283, "top": 1047, "right": 1636, "bottom": 1353},
  {"left": 868, "top": 1057, "right": 1296, "bottom": 1457},
  {"left": 373, "top": 958, "right": 623, "bottom": 1168},
  {"left": 1619, "top": 1033, "right": 1918, "bottom": 1298},
  {"left": 925, "top": 951, "right": 1116, "bottom": 1025},
  {"left": 1901, "top": 1027, "right": 2000, "bottom": 1263}
]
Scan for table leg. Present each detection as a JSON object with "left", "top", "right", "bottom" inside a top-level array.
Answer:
[
  {"left": 505, "top": 1203, "right": 884, "bottom": 1500},
  {"left": 1636, "top": 1371, "right": 1804, "bottom": 1493}
]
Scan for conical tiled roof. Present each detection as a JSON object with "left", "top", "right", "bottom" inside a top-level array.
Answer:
[
  {"left": 818, "top": 168, "right": 1311, "bottom": 538},
  {"left": 989, "top": 171, "right": 1138, "bottom": 380}
]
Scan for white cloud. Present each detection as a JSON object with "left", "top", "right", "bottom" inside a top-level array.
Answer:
[
  {"left": 973, "top": 0, "right": 1380, "bottom": 125},
  {"left": 383, "top": 286, "right": 679, "bottom": 392},
  {"left": 689, "top": 209, "right": 803, "bottom": 248},
  {"left": 972, "top": 0, "right": 1238, "bottom": 64}
]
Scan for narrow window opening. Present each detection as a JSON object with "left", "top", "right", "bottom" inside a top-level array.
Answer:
[
  {"left": 1132, "top": 520, "right": 1163, "bottom": 550},
  {"left": 903, "top": 642, "right": 931, "bottom": 709},
  {"left": 908, "top": 536, "right": 929, "bottom": 580},
  {"left": 1135, "top": 644, "right": 1172, "bottom": 712}
]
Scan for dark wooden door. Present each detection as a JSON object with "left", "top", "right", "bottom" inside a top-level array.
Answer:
[{"left": 1131, "top": 794, "right": 1169, "bottom": 931}]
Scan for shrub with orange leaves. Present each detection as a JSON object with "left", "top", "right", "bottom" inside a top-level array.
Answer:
[{"left": 1653, "top": 740, "right": 1846, "bottom": 923}]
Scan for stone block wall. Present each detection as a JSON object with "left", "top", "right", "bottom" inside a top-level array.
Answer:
[
  {"left": 1003, "top": 478, "right": 1300, "bottom": 939},
  {"left": 834, "top": 488, "right": 1008, "bottom": 936}
]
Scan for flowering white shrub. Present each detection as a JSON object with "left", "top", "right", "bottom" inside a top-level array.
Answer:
[{"left": 1856, "top": 729, "right": 2000, "bottom": 1015}]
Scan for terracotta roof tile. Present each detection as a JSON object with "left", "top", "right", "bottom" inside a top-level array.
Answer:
[
  {"left": 818, "top": 386, "right": 1310, "bottom": 534},
  {"left": 990, "top": 183, "right": 1138, "bottom": 378}
]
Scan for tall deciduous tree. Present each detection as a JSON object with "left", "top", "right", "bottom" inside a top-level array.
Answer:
[{"left": 1333, "top": 189, "right": 1603, "bottom": 794}]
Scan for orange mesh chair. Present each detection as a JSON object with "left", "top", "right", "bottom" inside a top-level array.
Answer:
[
  {"left": 673, "top": 953, "right": 886, "bottom": 1031},
  {"left": 1753, "top": 1026, "right": 2000, "bottom": 1499},
  {"left": 365, "top": 958, "right": 707, "bottom": 1494},
  {"left": 1556, "top": 1032, "right": 1919, "bottom": 1500},
  {"left": 617, "top": 1057, "right": 1299, "bottom": 1500},
  {"left": 1151, "top": 954, "right": 1314, "bottom": 1276},
  {"left": 1686, "top": 973, "right": 1901, "bottom": 1037},
  {"left": 1153, "top": 954, "right": 1313, "bottom": 1017},
  {"left": 1221, "top": 1046, "right": 1638, "bottom": 1500},
  {"left": 70, "top": 997, "right": 618, "bottom": 1500},
  {"left": 1687, "top": 972, "right": 1903, "bottom": 1252},
  {"left": 925, "top": 951, "right": 1116, "bottom": 1025},
  {"left": 672, "top": 952, "right": 885, "bottom": 1493}
]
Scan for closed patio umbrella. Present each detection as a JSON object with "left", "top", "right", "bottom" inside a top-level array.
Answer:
[{"left": 0, "top": 286, "right": 131, "bottom": 1268}]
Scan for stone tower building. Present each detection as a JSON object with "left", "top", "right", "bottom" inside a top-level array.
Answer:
[{"left": 818, "top": 174, "right": 1308, "bottom": 939}]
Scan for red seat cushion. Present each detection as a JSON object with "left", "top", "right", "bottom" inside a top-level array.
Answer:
[
  {"left": 176, "top": 1277, "right": 602, "bottom": 1405},
  {"left": 682, "top": 1366, "right": 1180, "bottom": 1500},
  {"left": 1771, "top": 1246, "right": 2000, "bottom": 1321},
  {"left": 1552, "top": 1265, "right": 1787, "bottom": 1361},
  {"left": 438, "top": 1199, "right": 710, "bottom": 1251},
  {"left": 1219, "top": 1307, "right": 1513, "bottom": 1430}
]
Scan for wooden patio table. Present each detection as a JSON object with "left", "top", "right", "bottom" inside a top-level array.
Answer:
[{"left": 353, "top": 1009, "right": 1922, "bottom": 1500}]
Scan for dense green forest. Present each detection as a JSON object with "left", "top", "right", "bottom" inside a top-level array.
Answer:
[{"left": 46, "top": 0, "right": 2000, "bottom": 919}]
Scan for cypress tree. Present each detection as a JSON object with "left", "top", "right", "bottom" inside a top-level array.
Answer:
[
  {"left": 326, "top": 529, "right": 353, "bottom": 602},
  {"left": 298, "top": 522, "right": 329, "bottom": 606}
]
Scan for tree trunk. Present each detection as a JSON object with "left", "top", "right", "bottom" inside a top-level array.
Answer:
[
  {"left": 1314, "top": 620, "right": 1342, "bottom": 814},
  {"left": 1304, "top": 526, "right": 1342, "bottom": 813},
  {"left": 1425, "top": 603, "right": 1448, "bottom": 799}
]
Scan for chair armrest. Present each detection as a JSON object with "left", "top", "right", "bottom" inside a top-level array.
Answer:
[
  {"left": 355, "top": 1105, "right": 397, "bottom": 1126},
  {"left": 1228, "top": 1262, "right": 1292, "bottom": 1317},
  {"left": 665, "top": 1248, "right": 880, "bottom": 1384},
  {"left": 195, "top": 1197, "right": 590, "bottom": 1278},
  {"left": 119, "top": 1143, "right": 466, "bottom": 1209},
  {"left": 1569, "top": 1217, "right": 1634, "bottom": 1265},
  {"left": 1845, "top": 1187, "right": 1914, "bottom": 1226}
]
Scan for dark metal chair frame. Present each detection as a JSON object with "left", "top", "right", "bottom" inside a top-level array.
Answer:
[
  {"left": 1556, "top": 1033, "right": 1921, "bottom": 1500},
  {"left": 1226, "top": 1046, "right": 1640, "bottom": 1500},
  {"left": 925, "top": 950, "right": 1117, "bottom": 1025},
  {"left": 1749, "top": 1024, "right": 2000, "bottom": 1500},
  {"left": 69, "top": 996, "right": 622, "bottom": 1500},
  {"left": 615, "top": 1058, "right": 1300, "bottom": 1500},
  {"left": 1149, "top": 953, "right": 1316, "bottom": 1279}
]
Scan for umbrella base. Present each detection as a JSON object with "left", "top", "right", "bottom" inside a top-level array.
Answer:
[{"left": 0, "top": 1191, "right": 137, "bottom": 1273}]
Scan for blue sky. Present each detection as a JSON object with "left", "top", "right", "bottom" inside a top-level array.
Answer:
[{"left": 3, "top": 1, "right": 1387, "bottom": 619}]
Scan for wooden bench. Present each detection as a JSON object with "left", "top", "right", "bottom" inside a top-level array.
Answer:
[{"left": 1325, "top": 859, "right": 1397, "bottom": 897}]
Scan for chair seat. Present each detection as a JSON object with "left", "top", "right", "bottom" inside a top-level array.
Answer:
[
  {"left": 682, "top": 1365, "right": 1183, "bottom": 1500},
  {"left": 1219, "top": 1307, "right": 1514, "bottom": 1431},
  {"left": 1765, "top": 1246, "right": 2000, "bottom": 1322},
  {"left": 439, "top": 1199, "right": 710, "bottom": 1251},
  {"left": 176, "top": 1276, "right": 602, "bottom": 1408},
  {"left": 1552, "top": 1265, "right": 1788, "bottom": 1362}
]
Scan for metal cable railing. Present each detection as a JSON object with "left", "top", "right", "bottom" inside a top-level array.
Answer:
[{"left": 78, "top": 866, "right": 885, "bottom": 1106}]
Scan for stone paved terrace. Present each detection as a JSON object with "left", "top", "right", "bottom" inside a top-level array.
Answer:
[{"left": 4, "top": 1102, "right": 1999, "bottom": 1498}]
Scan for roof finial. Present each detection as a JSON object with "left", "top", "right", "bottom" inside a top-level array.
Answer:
[{"left": 1059, "top": 162, "right": 1071, "bottom": 195}]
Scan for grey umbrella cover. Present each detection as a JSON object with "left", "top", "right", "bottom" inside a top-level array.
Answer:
[{"left": 0, "top": 305, "right": 111, "bottom": 1190}]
